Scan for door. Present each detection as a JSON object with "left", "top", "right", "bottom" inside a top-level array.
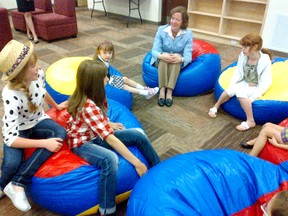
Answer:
[{"left": 161, "top": 0, "right": 188, "bottom": 24}]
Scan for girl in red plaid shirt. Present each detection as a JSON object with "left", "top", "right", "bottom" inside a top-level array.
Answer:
[{"left": 66, "top": 60, "right": 160, "bottom": 216}]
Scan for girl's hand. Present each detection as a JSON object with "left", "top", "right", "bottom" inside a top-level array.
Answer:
[
  {"left": 109, "top": 122, "right": 125, "bottom": 130},
  {"left": 45, "top": 138, "right": 63, "bottom": 152},
  {"left": 268, "top": 137, "right": 281, "bottom": 146},
  {"left": 268, "top": 138, "right": 288, "bottom": 150},
  {"left": 135, "top": 161, "right": 148, "bottom": 177},
  {"left": 56, "top": 101, "right": 68, "bottom": 111}
]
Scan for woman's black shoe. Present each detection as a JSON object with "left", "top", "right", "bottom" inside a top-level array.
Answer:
[
  {"left": 165, "top": 98, "right": 173, "bottom": 107},
  {"left": 158, "top": 98, "right": 165, "bottom": 107},
  {"left": 240, "top": 141, "right": 254, "bottom": 149}
]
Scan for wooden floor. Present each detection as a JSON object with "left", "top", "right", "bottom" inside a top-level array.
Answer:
[{"left": 0, "top": 7, "right": 287, "bottom": 216}]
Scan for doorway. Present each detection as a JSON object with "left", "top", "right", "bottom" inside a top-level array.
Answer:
[{"left": 161, "top": 0, "right": 188, "bottom": 24}]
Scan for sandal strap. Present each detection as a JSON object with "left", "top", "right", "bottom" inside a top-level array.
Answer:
[
  {"left": 240, "top": 121, "right": 249, "bottom": 129},
  {"left": 209, "top": 107, "right": 217, "bottom": 113}
]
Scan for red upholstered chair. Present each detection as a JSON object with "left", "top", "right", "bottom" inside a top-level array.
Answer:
[
  {"left": 0, "top": 8, "right": 13, "bottom": 51},
  {"left": 33, "top": 0, "right": 78, "bottom": 42},
  {"left": 11, "top": 0, "right": 53, "bottom": 32}
]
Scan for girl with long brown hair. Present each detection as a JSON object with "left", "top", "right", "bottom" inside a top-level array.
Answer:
[{"left": 66, "top": 60, "right": 160, "bottom": 216}]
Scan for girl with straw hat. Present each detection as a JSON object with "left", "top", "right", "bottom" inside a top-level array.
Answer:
[{"left": 0, "top": 40, "right": 67, "bottom": 212}]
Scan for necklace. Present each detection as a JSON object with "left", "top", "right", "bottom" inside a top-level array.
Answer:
[{"left": 247, "top": 52, "right": 260, "bottom": 65}]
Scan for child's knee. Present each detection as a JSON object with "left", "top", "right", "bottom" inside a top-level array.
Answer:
[{"left": 263, "top": 122, "right": 273, "bottom": 129}]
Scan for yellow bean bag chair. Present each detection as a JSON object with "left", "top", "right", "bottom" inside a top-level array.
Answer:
[
  {"left": 214, "top": 58, "right": 288, "bottom": 124},
  {"left": 45, "top": 57, "right": 133, "bottom": 109}
]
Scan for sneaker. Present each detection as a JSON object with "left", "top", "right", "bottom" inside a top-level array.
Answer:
[
  {"left": 145, "top": 87, "right": 159, "bottom": 99},
  {"left": 3, "top": 182, "right": 31, "bottom": 212},
  {"left": 144, "top": 86, "right": 150, "bottom": 90}
]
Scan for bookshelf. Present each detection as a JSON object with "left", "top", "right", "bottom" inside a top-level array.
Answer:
[{"left": 187, "top": 0, "right": 269, "bottom": 46}]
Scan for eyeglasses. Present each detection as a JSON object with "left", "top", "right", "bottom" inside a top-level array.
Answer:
[{"left": 261, "top": 203, "right": 268, "bottom": 216}]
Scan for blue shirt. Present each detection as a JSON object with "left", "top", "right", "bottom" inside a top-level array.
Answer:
[{"left": 150, "top": 24, "right": 193, "bottom": 68}]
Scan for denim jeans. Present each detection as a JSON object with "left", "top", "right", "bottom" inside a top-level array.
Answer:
[
  {"left": 0, "top": 118, "right": 67, "bottom": 190},
  {"left": 72, "top": 128, "right": 161, "bottom": 215}
]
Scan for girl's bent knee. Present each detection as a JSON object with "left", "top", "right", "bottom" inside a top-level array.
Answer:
[
  {"left": 263, "top": 122, "right": 273, "bottom": 129},
  {"left": 55, "top": 126, "right": 67, "bottom": 139},
  {"left": 103, "top": 152, "right": 119, "bottom": 167}
]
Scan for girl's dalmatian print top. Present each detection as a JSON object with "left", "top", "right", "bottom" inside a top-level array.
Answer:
[{"left": 2, "top": 69, "right": 50, "bottom": 146}]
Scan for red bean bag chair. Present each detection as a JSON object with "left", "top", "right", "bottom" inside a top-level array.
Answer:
[
  {"left": 25, "top": 100, "right": 147, "bottom": 215},
  {"left": 259, "top": 118, "right": 288, "bottom": 165}
]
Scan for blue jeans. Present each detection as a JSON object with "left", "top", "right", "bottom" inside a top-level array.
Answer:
[
  {"left": 72, "top": 128, "right": 160, "bottom": 215},
  {"left": 0, "top": 118, "right": 67, "bottom": 190}
]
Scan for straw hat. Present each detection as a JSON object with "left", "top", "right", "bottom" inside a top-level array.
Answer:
[{"left": 0, "top": 39, "right": 34, "bottom": 82}]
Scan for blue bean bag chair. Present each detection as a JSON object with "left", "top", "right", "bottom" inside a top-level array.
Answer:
[
  {"left": 45, "top": 57, "right": 133, "bottom": 110},
  {"left": 25, "top": 99, "right": 146, "bottom": 215},
  {"left": 127, "top": 149, "right": 288, "bottom": 216},
  {"left": 142, "top": 39, "right": 221, "bottom": 96},
  {"left": 214, "top": 57, "right": 288, "bottom": 125}
]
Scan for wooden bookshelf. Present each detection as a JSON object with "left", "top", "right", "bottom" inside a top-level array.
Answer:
[{"left": 188, "top": 0, "right": 269, "bottom": 46}]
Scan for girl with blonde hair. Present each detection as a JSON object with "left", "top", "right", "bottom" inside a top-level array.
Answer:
[
  {"left": 95, "top": 40, "right": 159, "bottom": 99},
  {"left": 0, "top": 40, "right": 67, "bottom": 211}
]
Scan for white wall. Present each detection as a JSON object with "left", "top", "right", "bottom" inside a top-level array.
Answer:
[
  {"left": 0, "top": 0, "right": 162, "bottom": 22},
  {"left": 87, "top": 0, "right": 162, "bottom": 23},
  {"left": 262, "top": 0, "right": 288, "bottom": 53},
  {"left": 0, "top": 0, "right": 17, "bottom": 9},
  {"left": 4, "top": 0, "right": 287, "bottom": 52}
]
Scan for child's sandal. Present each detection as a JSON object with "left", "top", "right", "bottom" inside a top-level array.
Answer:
[{"left": 208, "top": 107, "right": 217, "bottom": 118}]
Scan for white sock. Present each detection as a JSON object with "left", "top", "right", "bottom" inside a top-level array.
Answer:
[
  {"left": 136, "top": 84, "right": 145, "bottom": 90},
  {"left": 139, "top": 89, "right": 148, "bottom": 96}
]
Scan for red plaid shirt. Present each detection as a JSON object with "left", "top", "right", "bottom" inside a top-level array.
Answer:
[{"left": 67, "top": 99, "right": 114, "bottom": 149}]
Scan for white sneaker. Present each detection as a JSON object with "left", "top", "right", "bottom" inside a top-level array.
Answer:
[
  {"left": 144, "top": 86, "right": 150, "bottom": 90},
  {"left": 145, "top": 87, "right": 159, "bottom": 99},
  {"left": 3, "top": 182, "right": 31, "bottom": 212}
]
